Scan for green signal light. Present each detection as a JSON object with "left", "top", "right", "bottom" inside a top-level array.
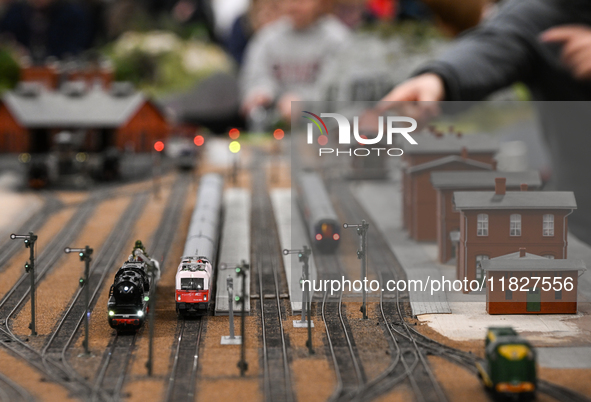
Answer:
[
  {"left": 144, "top": 296, "right": 150, "bottom": 302},
  {"left": 79, "top": 252, "right": 84, "bottom": 257},
  {"left": 235, "top": 296, "right": 240, "bottom": 302},
  {"left": 236, "top": 267, "right": 241, "bottom": 273}
]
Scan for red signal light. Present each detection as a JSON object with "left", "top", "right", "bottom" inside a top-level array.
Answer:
[
  {"left": 154, "top": 141, "right": 165, "bottom": 152},
  {"left": 333, "top": 234, "right": 340, "bottom": 241},
  {"left": 273, "top": 129, "right": 285, "bottom": 140},
  {"left": 315, "top": 234, "right": 323, "bottom": 241},
  {"left": 194, "top": 135, "right": 205, "bottom": 147},
  {"left": 229, "top": 128, "right": 240, "bottom": 140}
]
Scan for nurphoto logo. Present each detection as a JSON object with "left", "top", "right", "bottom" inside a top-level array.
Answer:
[{"left": 303, "top": 111, "right": 418, "bottom": 156}]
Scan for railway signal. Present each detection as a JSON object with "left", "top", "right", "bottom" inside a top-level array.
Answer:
[
  {"left": 344, "top": 220, "right": 370, "bottom": 320},
  {"left": 65, "top": 245, "right": 93, "bottom": 355},
  {"left": 10, "top": 232, "right": 38, "bottom": 336},
  {"left": 221, "top": 277, "right": 241, "bottom": 345},
  {"left": 236, "top": 260, "right": 249, "bottom": 376},
  {"left": 283, "top": 246, "right": 314, "bottom": 355}
]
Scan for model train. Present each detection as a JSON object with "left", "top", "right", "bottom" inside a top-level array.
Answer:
[
  {"left": 175, "top": 173, "right": 223, "bottom": 316},
  {"left": 477, "top": 327, "right": 537, "bottom": 400},
  {"left": 107, "top": 241, "right": 160, "bottom": 332},
  {"left": 299, "top": 171, "right": 341, "bottom": 253}
]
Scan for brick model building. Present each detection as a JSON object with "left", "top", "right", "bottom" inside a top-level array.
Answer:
[
  {"left": 0, "top": 81, "right": 168, "bottom": 153},
  {"left": 481, "top": 249, "right": 585, "bottom": 314},
  {"left": 404, "top": 153, "right": 493, "bottom": 241},
  {"left": 20, "top": 60, "right": 114, "bottom": 90},
  {"left": 399, "top": 132, "right": 498, "bottom": 241},
  {"left": 453, "top": 178, "right": 577, "bottom": 292},
  {"left": 431, "top": 171, "right": 542, "bottom": 266}
]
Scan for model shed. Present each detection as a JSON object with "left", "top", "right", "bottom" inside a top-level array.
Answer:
[
  {"left": 481, "top": 250, "right": 586, "bottom": 314},
  {"left": 0, "top": 82, "right": 168, "bottom": 153}
]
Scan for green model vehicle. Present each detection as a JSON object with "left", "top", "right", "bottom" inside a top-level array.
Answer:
[{"left": 477, "top": 327, "right": 537, "bottom": 400}]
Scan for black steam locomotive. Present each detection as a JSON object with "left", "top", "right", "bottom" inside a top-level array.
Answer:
[{"left": 107, "top": 259, "right": 155, "bottom": 332}]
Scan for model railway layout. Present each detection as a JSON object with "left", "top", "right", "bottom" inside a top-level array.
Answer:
[{"left": 0, "top": 141, "right": 589, "bottom": 402}]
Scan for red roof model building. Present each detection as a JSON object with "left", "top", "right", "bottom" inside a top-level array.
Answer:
[{"left": 481, "top": 249, "right": 586, "bottom": 314}]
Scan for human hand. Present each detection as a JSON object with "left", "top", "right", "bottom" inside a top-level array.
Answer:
[
  {"left": 541, "top": 25, "right": 591, "bottom": 80},
  {"left": 376, "top": 73, "right": 444, "bottom": 127},
  {"left": 241, "top": 91, "right": 273, "bottom": 117}
]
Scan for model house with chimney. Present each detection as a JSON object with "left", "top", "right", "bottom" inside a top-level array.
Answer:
[
  {"left": 453, "top": 178, "right": 577, "bottom": 292},
  {"left": 431, "top": 171, "right": 542, "bottom": 266},
  {"left": 399, "top": 132, "right": 498, "bottom": 241},
  {"left": 481, "top": 249, "right": 585, "bottom": 314}
]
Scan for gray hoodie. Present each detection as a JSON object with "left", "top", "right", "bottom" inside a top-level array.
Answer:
[{"left": 240, "top": 15, "right": 350, "bottom": 103}]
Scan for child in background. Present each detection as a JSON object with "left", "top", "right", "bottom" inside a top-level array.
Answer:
[{"left": 240, "top": 0, "right": 350, "bottom": 123}]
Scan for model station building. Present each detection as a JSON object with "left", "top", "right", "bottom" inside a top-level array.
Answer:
[
  {"left": 431, "top": 170, "right": 542, "bottom": 266},
  {"left": 453, "top": 178, "right": 577, "bottom": 292},
  {"left": 481, "top": 249, "right": 585, "bottom": 314},
  {"left": 0, "top": 60, "right": 168, "bottom": 154},
  {"left": 0, "top": 81, "right": 168, "bottom": 154},
  {"left": 399, "top": 132, "right": 498, "bottom": 241}
]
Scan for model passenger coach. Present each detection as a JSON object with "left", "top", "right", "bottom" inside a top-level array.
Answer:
[{"left": 175, "top": 173, "right": 223, "bottom": 315}]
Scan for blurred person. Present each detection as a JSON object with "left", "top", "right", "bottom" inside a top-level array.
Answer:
[
  {"left": 379, "top": 0, "right": 591, "bottom": 244},
  {"left": 420, "top": 0, "right": 488, "bottom": 36},
  {"left": 0, "top": 0, "right": 89, "bottom": 62},
  {"left": 332, "top": 0, "right": 368, "bottom": 29},
  {"left": 226, "top": 0, "right": 284, "bottom": 65},
  {"left": 240, "top": 0, "right": 350, "bottom": 123}
]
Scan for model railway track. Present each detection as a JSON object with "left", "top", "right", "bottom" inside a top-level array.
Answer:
[
  {"left": 0, "top": 194, "right": 112, "bottom": 399},
  {"left": 334, "top": 180, "right": 591, "bottom": 402},
  {"left": 93, "top": 174, "right": 191, "bottom": 401},
  {"left": 252, "top": 159, "right": 294, "bottom": 402},
  {"left": 149, "top": 173, "right": 192, "bottom": 265},
  {"left": 93, "top": 333, "right": 137, "bottom": 400},
  {"left": 164, "top": 318, "right": 203, "bottom": 401},
  {"left": 328, "top": 181, "right": 447, "bottom": 402},
  {"left": 36, "top": 192, "right": 149, "bottom": 401},
  {"left": 313, "top": 252, "right": 365, "bottom": 402},
  {"left": 0, "top": 372, "right": 34, "bottom": 402},
  {"left": 0, "top": 195, "right": 61, "bottom": 275},
  {"left": 0, "top": 195, "right": 98, "bottom": 325}
]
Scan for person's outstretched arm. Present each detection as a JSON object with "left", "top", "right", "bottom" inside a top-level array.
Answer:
[{"left": 383, "top": 0, "right": 562, "bottom": 102}]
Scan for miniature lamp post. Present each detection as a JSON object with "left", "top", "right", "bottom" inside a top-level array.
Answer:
[
  {"left": 64, "top": 245, "right": 93, "bottom": 354},
  {"left": 235, "top": 260, "right": 249, "bottom": 376},
  {"left": 11, "top": 232, "right": 38, "bottom": 336},
  {"left": 344, "top": 220, "right": 369, "bottom": 320},
  {"left": 283, "top": 246, "right": 314, "bottom": 355},
  {"left": 221, "top": 276, "right": 241, "bottom": 345}
]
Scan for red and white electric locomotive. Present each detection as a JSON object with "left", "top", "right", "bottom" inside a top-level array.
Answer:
[
  {"left": 175, "top": 256, "right": 213, "bottom": 314},
  {"left": 175, "top": 173, "right": 223, "bottom": 316}
]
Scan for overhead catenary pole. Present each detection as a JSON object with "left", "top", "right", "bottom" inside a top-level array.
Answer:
[
  {"left": 236, "top": 260, "right": 249, "bottom": 376},
  {"left": 344, "top": 220, "right": 369, "bottom": 320},
  {"left": 11, "top": 232, "right": 38, "bottom": 336},
  {"left": 64, "top": 245, "right": 94, "bottom": 354}
]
